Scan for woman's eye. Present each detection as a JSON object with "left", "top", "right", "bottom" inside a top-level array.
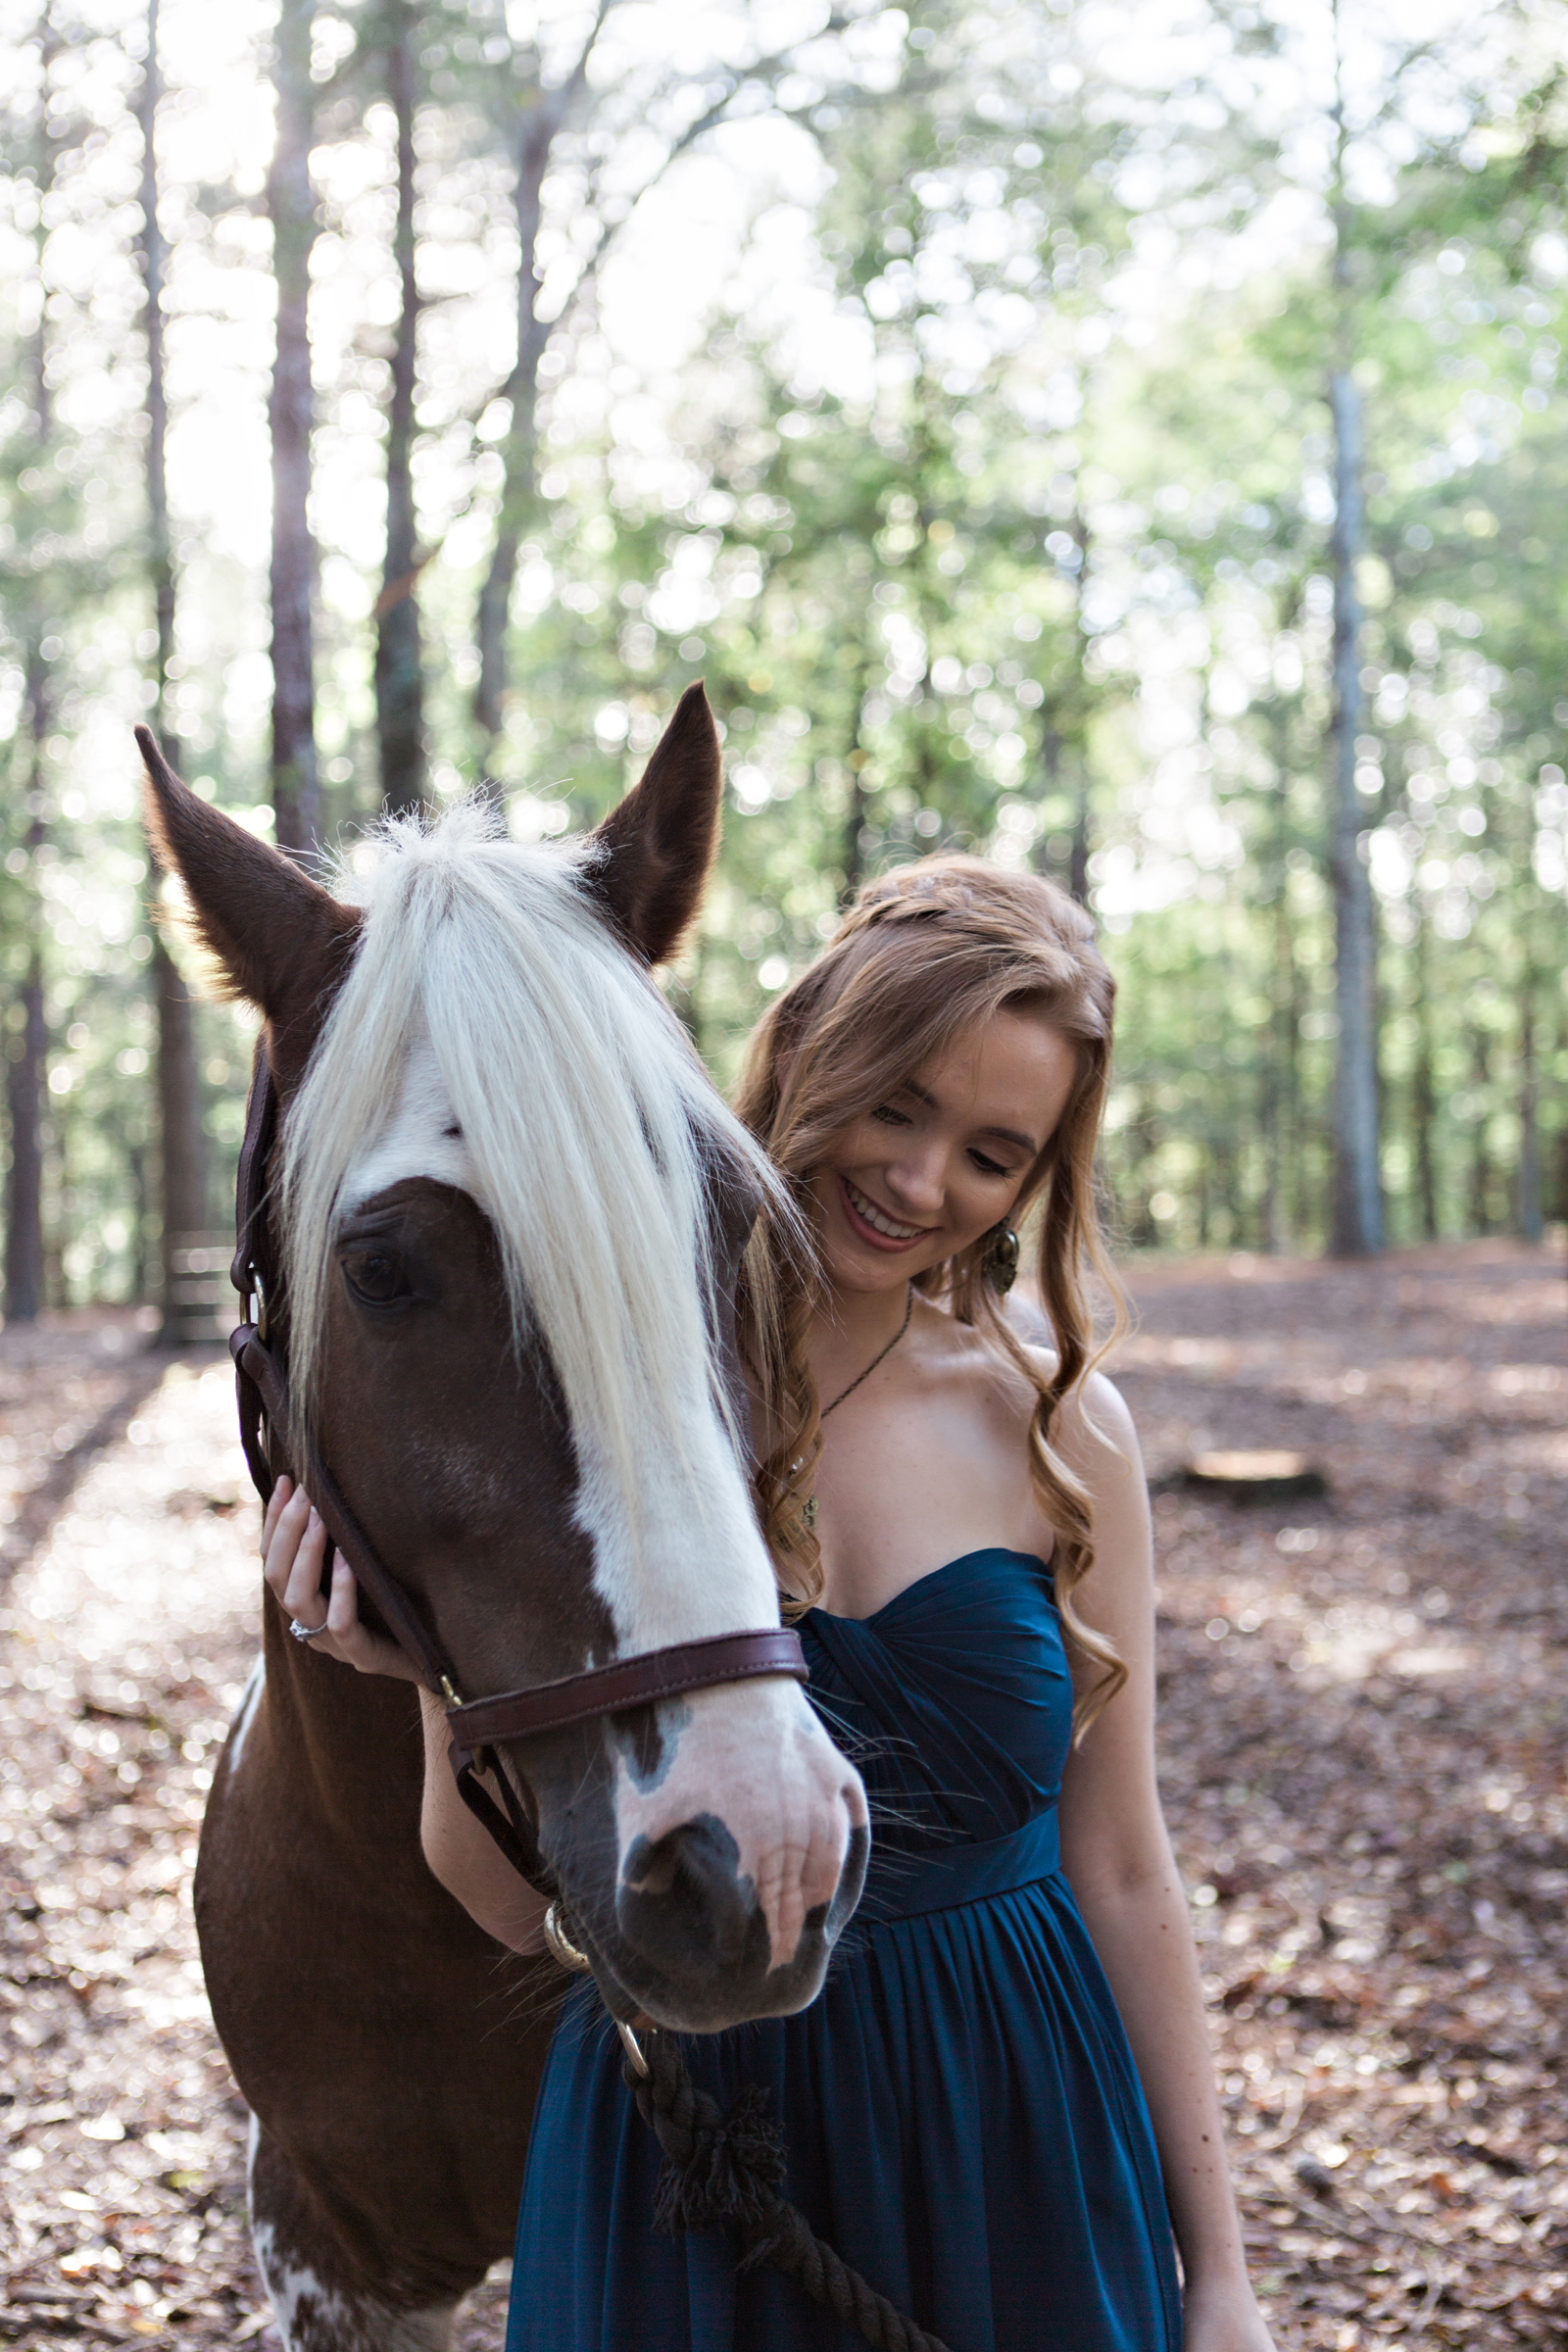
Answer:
[
  {"left": 969, "top": 1152, "right": 1008, "bottom": 1178},
  {"left": 343, "top": 1250, "right": 411, "bottom": 1305},
  {"left": 870, "top": 1103, "right": 908, "bottom": 1127}
]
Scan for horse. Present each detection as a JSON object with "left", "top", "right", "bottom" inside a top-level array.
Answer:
[{"left": 137, "top": 688, "right": 870, "bottom": 2352}]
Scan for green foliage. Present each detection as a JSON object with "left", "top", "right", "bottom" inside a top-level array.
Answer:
[{"left": 1, "top": 0, "right": 1566, "bottom": 1303}]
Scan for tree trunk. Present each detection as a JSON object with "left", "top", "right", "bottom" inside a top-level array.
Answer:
[
  {"left": 153, "top": 932, "right": 208, "bottom": 1335},
  {"left": 139, "top": 0, "right": 210, "bottom": 1343},
  {"left": 6, "top": 655, "right": 48, "bottom": 1325},
  {"left": 1030, "top": 722, "right": 1061, "bottom": 882},
  {"left": 1325, "top": 23, "right": 1383, "bottom": 1258},
  {"left": 6, "top": 28, "right": 60, "bottom": 1330},
  {"left": 1050, "top": 496, "right": 1094, "bottom": 907},
  {"left": 375, "top": 0, "right": 425, "bottom": 816},
  {"left": 474, "top": 100, "right": 556, "bottom": 773},
  {"left": 841, "top": 760, "right": 873, "bottom": 900},
  {"left": 1517, "top": 967, "right": 1542, "bottom": 1243},
  {"left": 468, "top": 6, "right": 766, "bottom": 774},
  {"left": 1066, "top": 771, "right": 1091, "bottom": 907},
  {"left": 128, "top": 1141, "right": 152, "bottom": 1305},
  {"left": 1410, "top": 888, "right": 1439, "bottom": 1241},
  {"left": 1468, "top": 1028, "right": 1494, "bottom": 1236},
  {"left": 4, "top": 948, "right": 46, "bottom": 1326},
  {"left": 1326, "top": 363, "right": 1383, "bottom": 1253},
  {"left": 138, "top": 0, "right": 174, "bottom": 731},
  {"left": 269, "top": 0, "right": 319, "bottom": 853},
  {"left": 839, "top": 646, "right": 874, "bottom": 900},
  {"left": 1032, "top": 721, "right": 1091, "bottom": 908},
  {"left": 1258, "top": 699, "right": 1296, "bottom": 1252}
]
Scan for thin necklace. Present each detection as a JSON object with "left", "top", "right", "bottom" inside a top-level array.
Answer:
[{"left": 802, "top": 1284, "right": 913, "bottom": 1533}]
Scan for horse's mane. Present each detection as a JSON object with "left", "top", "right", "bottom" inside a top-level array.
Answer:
[{"left": 278, "top": 799, "right": 785, "bottom": 1546}]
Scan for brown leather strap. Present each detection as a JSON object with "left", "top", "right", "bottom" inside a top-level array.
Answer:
[
  {"left": 447, "top": 1740, "right": 556, "bottom": 1892},
  {"left": 234, "top": 1325, "right": 457, "bottom": 1700},
  {"left": 231, "top": 1041, "right": 278, "bottom": 1308},
  {"left": 447, "top": 1628, "right": 808, "bottom": 1747},
  {"left": 231, "top": 1323, "right": 277, "bottom": 1506}
]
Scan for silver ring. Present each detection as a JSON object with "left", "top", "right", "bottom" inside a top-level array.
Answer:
[{"left": 288, "top": 1617, "right": 327, "bottom": 1642}]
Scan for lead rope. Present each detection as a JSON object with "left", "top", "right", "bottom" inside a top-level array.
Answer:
[
  {"left": 545, "top": 1904, "right": 954, "bottom": 2352},
  {"left": 622, "top": 2034, "right": 955, "bottom": 2352}
]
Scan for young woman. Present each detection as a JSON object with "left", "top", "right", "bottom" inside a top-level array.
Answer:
[{"left": 266, "top": 854, "right": 1273, "bottom": 2352}]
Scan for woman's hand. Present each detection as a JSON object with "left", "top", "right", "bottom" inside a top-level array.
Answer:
[
  {"left": 1181, "top": 2275, "right": 1277, "bottom": 2352},
  {"left": 261, "top": 1475, "right": 420, "bottom": 1682}
]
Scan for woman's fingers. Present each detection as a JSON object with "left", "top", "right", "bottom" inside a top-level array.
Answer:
[
  {"left": 281, "top": 1505, "right": 330, "bottom": 1625},
  {"left": 261, "top": 1481, "right": 312, "bottom": 1608},
  {"left": 260, "top": 1472, "right": 292, "bottom": 1562},
  {"left": 320, "top": 1555, "right": 417, "bottom": 1680},
  {"left": 323, "top": 1550, "right": 361, "bottom": 1641},
  {"left": 318, "top": 1554, "right": 421, "bottom": 1681},
  {"left": 260, "top": 1480, "right": 421, "bottom": 1683}
]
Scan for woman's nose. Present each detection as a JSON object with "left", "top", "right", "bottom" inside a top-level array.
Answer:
[{"left": 884, "top": 1143, "right": 947, "bottom": 1213}]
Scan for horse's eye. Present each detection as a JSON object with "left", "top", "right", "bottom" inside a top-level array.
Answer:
[{"left": 342, "top": 1249, "right": 411, "bottom": 1306}]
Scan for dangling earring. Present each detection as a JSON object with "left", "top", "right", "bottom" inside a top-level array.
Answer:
[{"left": 983, "top": 1223, "right": 1019, "bottom": 1295}]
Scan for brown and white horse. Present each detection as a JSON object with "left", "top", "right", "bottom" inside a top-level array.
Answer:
[{"left": 139, "top": 690, "right": 868, "bottom": 2352}]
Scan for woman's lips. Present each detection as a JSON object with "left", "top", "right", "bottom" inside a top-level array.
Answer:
[{"left": 838, "top": 1175, "right": 931, "bottom": 1253}]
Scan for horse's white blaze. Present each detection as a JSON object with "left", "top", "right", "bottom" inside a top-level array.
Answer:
[
  {"left": 339, "top": 1030, "right": 479, "bottom": 1214},
  {"left": 338, "top": 1030, "right": 779, "bottom": 1649},
  {"left": 614, "top": 1679, "right": 864, "bottom": 1971},
  {"left": 283, "top": 801, "right": 863, "bottom": 1967},
  {"left": 226, "top": 1652, "right": 265, "bottom": 1777}
]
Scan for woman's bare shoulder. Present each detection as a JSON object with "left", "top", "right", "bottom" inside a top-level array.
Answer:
[
  {"left": 915, "top": 1305, "right": 1143, "bottom": 1482},
  {"left": 1018, "top": 1348, "right": 1143, "bottom": 1473},
  {"left": 910, "top": 1302, "right": 1044, "bottom": 1430}
]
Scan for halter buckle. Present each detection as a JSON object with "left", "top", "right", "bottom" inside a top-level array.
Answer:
[{"left": 242, "top": 1270, "right": 270, "bottom": 1343}]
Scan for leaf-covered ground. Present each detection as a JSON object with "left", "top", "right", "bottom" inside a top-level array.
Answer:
[{"left": 2, "top": 1243, "right": 1563, "bottom": 2349}]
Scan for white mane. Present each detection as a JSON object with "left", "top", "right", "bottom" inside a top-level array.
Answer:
[{"left": 278, "top": 800, "right": 784, "bottom": 1607}]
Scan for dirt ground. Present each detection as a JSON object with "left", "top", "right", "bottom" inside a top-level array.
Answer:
[{"left": 1, "top": 1242, "right": 1563, "bottom": 2349}]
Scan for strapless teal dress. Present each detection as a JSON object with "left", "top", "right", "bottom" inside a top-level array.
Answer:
[{"left": 506, "top": 1550, "right": 1182, "bottom": 2350}]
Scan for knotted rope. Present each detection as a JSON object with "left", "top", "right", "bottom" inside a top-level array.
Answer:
[{"left": 623, "top": 2033, "right": 956, "bottom": 2352}]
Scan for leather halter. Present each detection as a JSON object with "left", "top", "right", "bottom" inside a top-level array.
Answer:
[{"left": 228, "top": 1040, "right": 807, "bottom": 1896}]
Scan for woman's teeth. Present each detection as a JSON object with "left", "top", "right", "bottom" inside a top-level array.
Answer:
[{"left": 846, "top": 1180, "right": 923, "bottom": 1242}]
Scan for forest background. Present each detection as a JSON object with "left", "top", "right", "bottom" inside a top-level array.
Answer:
[{"left": 2, "top": 0, "right": 1567, "bottom": 1337}]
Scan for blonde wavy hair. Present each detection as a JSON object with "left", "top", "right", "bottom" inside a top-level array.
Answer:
[{"left": 735, "top": 854, "right": 1128, "bottom": 1735}]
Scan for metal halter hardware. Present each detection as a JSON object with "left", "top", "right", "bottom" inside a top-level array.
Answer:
[{"left": 227, "top": 1041, "right": 808, "bottom": 1912}]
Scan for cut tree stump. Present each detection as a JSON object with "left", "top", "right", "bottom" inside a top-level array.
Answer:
[{"left": 1180, "top": 1449, "right": 1329, "bottom": 1504}]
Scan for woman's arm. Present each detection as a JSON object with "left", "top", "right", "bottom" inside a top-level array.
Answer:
[
  {"left": 415, "top": 1687, "right": 551, "bottom": 1952},
  {"left": 263, "top": 1477, "right": 549, "bottom": 1953},
  {"left": 1053, "top": 1377, "right": 1273, "bottom": 2351}
]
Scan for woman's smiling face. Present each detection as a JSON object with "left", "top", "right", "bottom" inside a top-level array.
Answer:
[{"left": 808, "top": 1004, "right": 1079, "bottom": 1298}]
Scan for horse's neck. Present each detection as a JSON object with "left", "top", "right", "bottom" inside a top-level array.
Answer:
[{"left": 255, "top": 1607, "right": 429, "bottom": 1855}]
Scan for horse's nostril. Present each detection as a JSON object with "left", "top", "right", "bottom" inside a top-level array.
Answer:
[
  {"left": 617, "top": 1812, "right": 761, "bottom": 1977},
  {"left": 622, "top": 1842, "right": 677, "bottom": 1900}
]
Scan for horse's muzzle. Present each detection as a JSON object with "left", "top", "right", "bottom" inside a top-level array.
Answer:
[{"left": 573, "top": 1810, "right": 866, "bottom": 2033}]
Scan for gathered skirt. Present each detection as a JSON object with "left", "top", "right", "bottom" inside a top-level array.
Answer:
[{"left": 505, "top": 1862, "right": 1182, "bottom": 2352}]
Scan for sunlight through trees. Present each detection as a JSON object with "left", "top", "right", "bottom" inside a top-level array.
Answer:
[{"left": 1, "top": 0, "right": 1565, "bottom": 1313}]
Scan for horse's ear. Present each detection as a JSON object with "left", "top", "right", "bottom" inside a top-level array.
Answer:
[
  {"left": 585, "top": 681, "right": 721, "bottom": 964},
  {"left": 136, "top": 726, "right": 361, "bottom": 1091}
]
